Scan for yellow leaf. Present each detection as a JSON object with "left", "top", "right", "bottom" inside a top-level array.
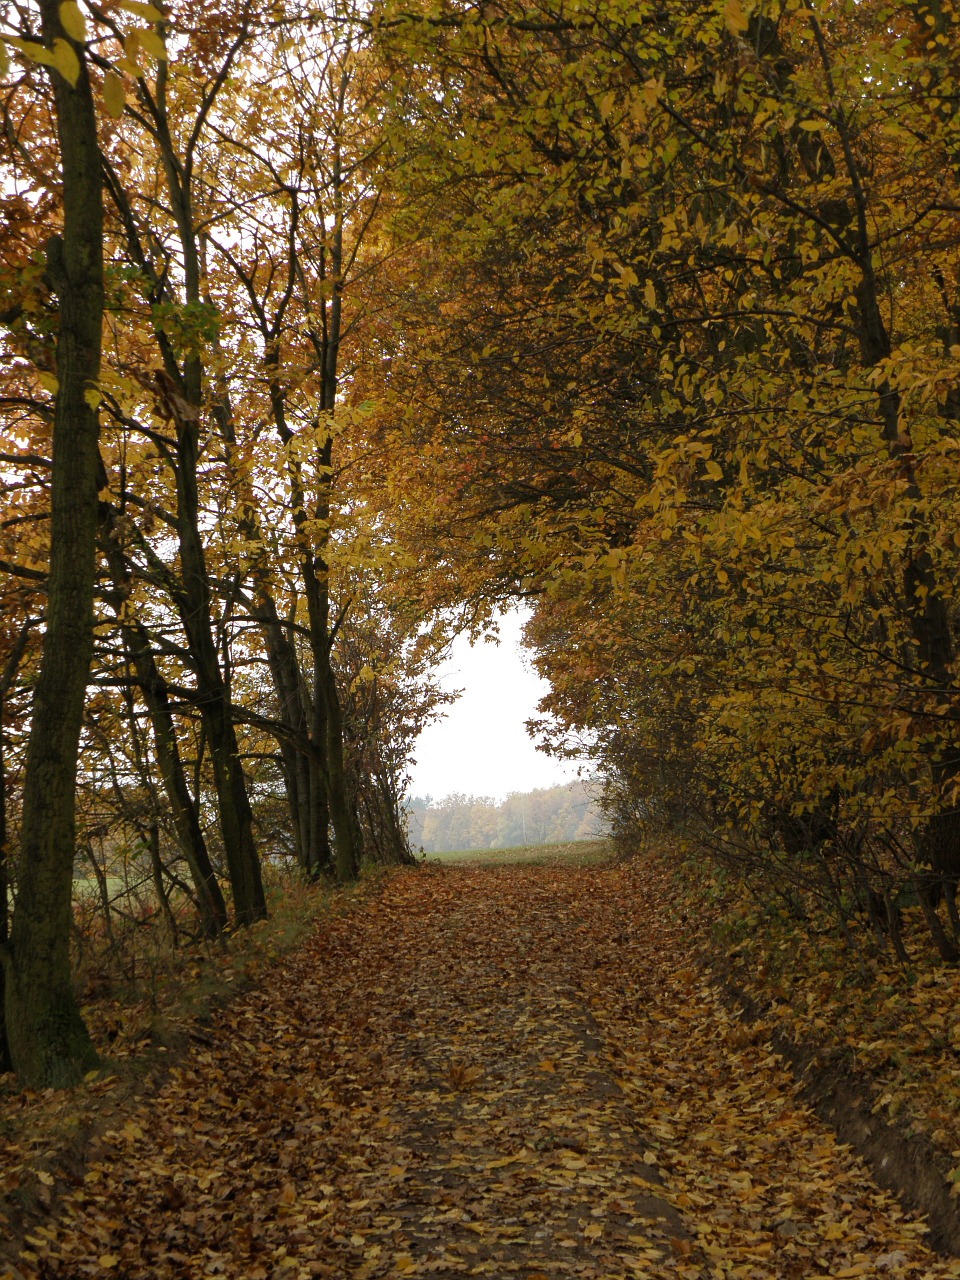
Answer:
[
  {"left": 118, "top": 0, "right": 165, "bottom": 18},
  {"left": 52, "top": 36, "right": 80, "bottom": 86},
  {"left": 537, "top": 1058, "right": 556, "bottom": 1072},
  {"left": 644, "top": 279, "right": 657, "bottom": 309},
  {"left": 102, "top": 71, "right": 125, "bottom": 118},
  {"left": 486, "top": 1154, "right": 524, "bottom": 1169},
  {"left": 59, "top": 2, "right": 87, "bottom": 41},
  {"left": 36, "top": 1170, "right": 55, "bottom": 1186},
  {"left": 0, "top": 41, "right": 8, "bottom": 77},
  {"left": 98, "top": 1256, "right": 120, "bottom": 1269},
  {"left": 9, "top": 38, "right": 56, "bottom": 70},
  {"left": 84, "top": 385, "right": 103, "bottom": 409},
  {"left": 723, "top": 0, "right": 749, "bottom": 33},
  {"left": 38, "top": 371, "right": 59, "bottom": 395},
  {"left": 583, "top": 1222, "right": 603, "bottom": 1240},
  {"left": 137, "top": 26, "right": 167, "bottom": 60}
]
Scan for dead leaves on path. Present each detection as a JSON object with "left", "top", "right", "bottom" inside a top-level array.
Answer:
[
  {"left": 571, "top": 860, "right": 960, "bottom": 1279},
  {"left": 5, "top": 858, "right": 960, "bottom": 1278}
]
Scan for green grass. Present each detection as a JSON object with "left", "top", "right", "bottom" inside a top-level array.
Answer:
[
  {"left": 73, "top": 875, "right": 130, "bottom": 899},
  {"left": 424, "top": 838, "right": 613, "bottom": 867}
]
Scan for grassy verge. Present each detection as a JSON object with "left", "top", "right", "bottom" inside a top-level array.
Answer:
[
  {"left": 656, "top": 836, "right": 960, "bottom": 1185},
  {"left": 0, "top": 870, "right": 333, "bottom": 1260},
  {"left": 424, "top": 838, "right": 613, "bottom": 867}
]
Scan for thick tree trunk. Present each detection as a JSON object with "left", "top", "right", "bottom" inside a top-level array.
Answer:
[
  {"left": 307, "top": 759, "right": 332, "bottom": 877},
  {"left": 203, "top": 694, "right": 266, "bottom": 924},
  {"left": 0, "top": 701, "right": 10, "bottom": 1074},
  {"left": 318, "top": 647, "right": 362, "bottom": 883},
  {"left": 2, "top": 6, "right": 102, "bottom": 1086}
]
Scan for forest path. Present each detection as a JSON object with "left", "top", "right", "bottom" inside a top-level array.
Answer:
[{"left": 17, "top": 857, "right": 959, "bottom": 1279}]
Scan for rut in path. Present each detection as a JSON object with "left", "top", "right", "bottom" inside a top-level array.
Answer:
[{"left": 12, "top": 857, "right": 960, "bottom": 1279}]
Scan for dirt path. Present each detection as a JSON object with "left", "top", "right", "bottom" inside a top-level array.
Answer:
[{"left": 10, "top": 859, "right": 960, "bottom": 1279}]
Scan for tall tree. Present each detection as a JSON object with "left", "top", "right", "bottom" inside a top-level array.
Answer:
[
  {"left": 95, "top": 1, "right": 269, "bottom": 922},
  {"left": 1, "top": 0, "right": 103, "bottom": 1085}
]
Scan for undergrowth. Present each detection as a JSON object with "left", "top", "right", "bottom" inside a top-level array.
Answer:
[
  {"left": 0, "top": 865, "right": 334, "bottom": 1249},
  {"left": 662, "top": 836, "right": 960, "bottom": 1179}
]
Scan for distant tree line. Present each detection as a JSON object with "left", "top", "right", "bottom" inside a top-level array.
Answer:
[{"left": 406, "top": 782, "right": 603, "bottom": 853}]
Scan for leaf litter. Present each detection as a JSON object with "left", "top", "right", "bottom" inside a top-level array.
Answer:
[{"left": 6, "top": 856, "right": 960, "bottom": 1279}]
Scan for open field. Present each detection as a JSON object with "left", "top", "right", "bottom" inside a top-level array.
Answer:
[{"left": 423, "top": 838, "right": 612, "bottom": 866}]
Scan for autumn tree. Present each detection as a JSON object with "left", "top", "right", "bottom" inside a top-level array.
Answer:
[
  {"left": 91, "top": 0, "right": 268, "bottom": 923},
  {"left": 192, "top": 2, "right": 447, "bottom": 881},
  {"left": 0, "top": 0, "right": 446, "bottom": 1087},
  {"left": 371, "top": 0, "right": 960, "bottom": 953},
  {"left": 0, "top": 0, "right": 106, "bottom": 1084}
]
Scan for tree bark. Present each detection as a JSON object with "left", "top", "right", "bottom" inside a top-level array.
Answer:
[
  {"left": 2, "top": 5, "right": 102, "bottom": 1086},
  {"left": 255, "top": 588, "right": 332, "bottom": 876},
  {"left": 99, "top": 514, "right": 228, "bottom": 936},
  {"left": 125, "top": 635, "right": 228, "bottom": 937},
  {"left": 0, "top": 622, "right": 32, "bottom": 1073},
  {"left": 0, "top": 686, "right": 10, "bottom": 1075}
]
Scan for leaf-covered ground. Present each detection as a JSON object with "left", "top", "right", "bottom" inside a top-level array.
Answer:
[
  {"left": 703, "top": 861, "right": 960, "bottom": 1169},
  {"left": 7, "top": 857, "right": 960, "bottom": 1280}
]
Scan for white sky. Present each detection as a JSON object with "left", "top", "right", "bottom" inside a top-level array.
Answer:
[{"left": 407, "top": 607, "right": 583, "bottom": 802}]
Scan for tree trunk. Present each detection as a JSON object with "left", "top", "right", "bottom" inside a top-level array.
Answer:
[
  {"left": 2, "top": 5, "right": 102, "bottom": 1086},
  {"left": 317, "top": 639, "right": 362, "bottom": 883},
  {"left": 308, "top": 759, "right": 332, "bottom": 877},
  {"left": 139, "top": 57, "right": 266, "bottom": 927},
  {"left": 128, "top": 641, "right": 228, "bottom": 937},
  {"left": 100, "top": 519, "right": 228, "bottom": 937},
  {"left": 153, "top": 367, "right": 266, "bottom": 927},
  {"left": 0, "top": 697, "right": 10, "bottom": 1075},
  {"left": 255, "top": 587, "right": 332, "bottom": 876},
  {"left": 146, "top": 821, "right": 178, "bottom": 943}
]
